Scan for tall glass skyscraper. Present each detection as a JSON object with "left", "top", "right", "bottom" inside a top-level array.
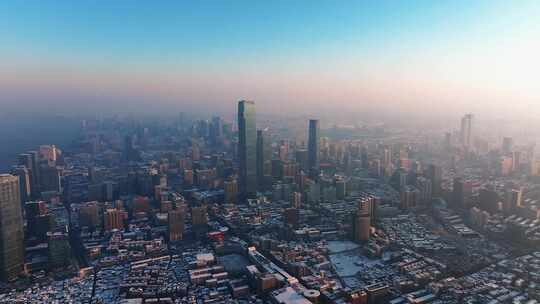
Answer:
[
  {"left": 308, "top": 119, "right": 320, "bottom": 178},
  {"left": 238, "top": 100, "right": 257, "bottom": 200},
  {"left": 0, "top": 174, "right": 24, "bottom": 282}
]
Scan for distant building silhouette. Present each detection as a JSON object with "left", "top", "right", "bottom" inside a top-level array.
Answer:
[{"left": 460, "top": 114, "right": 473, "bottom": 149}]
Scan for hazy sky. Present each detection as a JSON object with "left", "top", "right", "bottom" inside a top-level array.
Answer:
[{"left": 1, "top": 1, "right": 539, "bottom": 118}]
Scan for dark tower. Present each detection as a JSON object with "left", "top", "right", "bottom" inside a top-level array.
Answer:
[
  {"left": 308, "top": 119, "right": 320, "bottom": 178},
  {"left": 238, "top": 100, "right": 257, "bottom": 200}
]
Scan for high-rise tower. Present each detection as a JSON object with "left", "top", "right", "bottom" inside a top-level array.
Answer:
[
  {"left": 168, "top": 209, "right": 185, "bottom": 241},
  {"left": 426, "top": 164, "right": 442, "bottom": 198},
  {"left": 502, "top": 137, "right": 513, "bottom": 155},
  {"left": 0, "top": 174, "right": 25, "bottom": 281},
  {"left": 256, "top": 129, "right": 272, "bottom": 190},
  {"left": 308, "top": 119, "right": 320, "bottom": 178},
  {"left": 11, "top": 166, "right": 31, "bottom": 204},
  {"left": 460, "top": 114, "right": 473, "bottom": 149},
  {"left": 238, "top": 100, "right": 257, "bottom": 200}
]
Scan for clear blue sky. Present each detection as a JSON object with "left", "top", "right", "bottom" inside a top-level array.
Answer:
[
  {"left": 0, "top": 1, "right": 539, "bottom": 117},
  {"left": 0, "top": 1, "right": 487, "bottom": 63}
]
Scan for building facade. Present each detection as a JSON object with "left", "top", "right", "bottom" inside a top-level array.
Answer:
[{"left": 0, "top": 174, "right": 25, "bottom": 281}]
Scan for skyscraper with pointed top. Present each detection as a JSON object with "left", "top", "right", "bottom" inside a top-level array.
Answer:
[{"left": 238, "top": 100, "right": 257, "bottom": 200}]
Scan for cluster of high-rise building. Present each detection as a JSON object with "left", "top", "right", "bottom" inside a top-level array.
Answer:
[{"left": 2, "top": 105, "right": 540, "bottom": 303}]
